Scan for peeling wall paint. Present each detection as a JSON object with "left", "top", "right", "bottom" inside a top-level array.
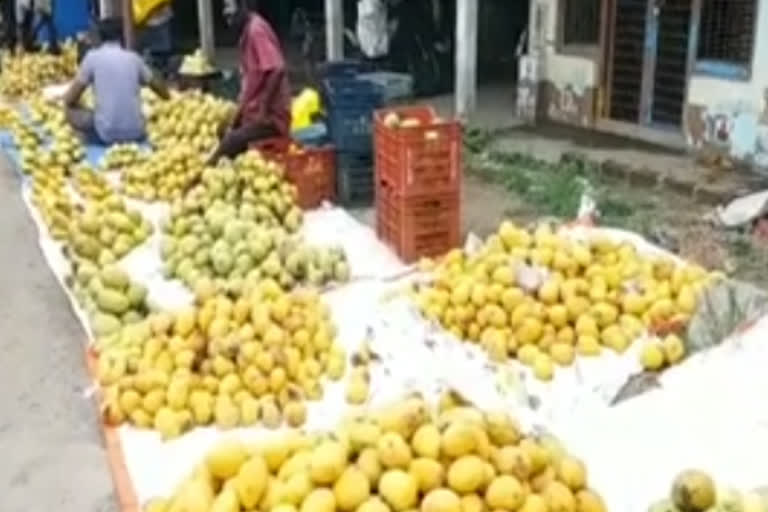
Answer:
[
  {"left": 543, "top": 54, "right": 597, "bottom": 126},
  {"left": 516, "top": 0, "right": 597, "bottom": 127},
  {"left": 678, "top": 0, "right": 768, "bottom": 169},
  {"left": 685, "top": 0, "right": 767, "bottom": 168},
  {"left": 542, "top": 81, "right": 595, "bottom": 127},
  {"left": 686, "top": 98, "right": 768, "bottom": 169},
  {"left": 517, "top": 56, "right": 538, "bottom": 122},
  {"left": 517, "top": 0, "right": 768, "bottom": 171}
]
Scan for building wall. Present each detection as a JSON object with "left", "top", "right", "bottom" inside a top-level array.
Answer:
[
  {"left": 685, "top": 0, "right": 768, "bottom": 168},
  {"left": 518, "top": 0, "right": 768, "bottom": 169},
  {"left": 517, "top": 0, "right": 598, "bottom": 127}
]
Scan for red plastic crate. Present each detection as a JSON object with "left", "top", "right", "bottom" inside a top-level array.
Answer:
[
  {"left": 250, "top": 137, "right": 292, "bottom": 154},
  {"left": 281, "top": 146, "right": 337, "bottom": 209},
  {"left": 375, "top": 180, "right": 460, "bottom": 262},
  {"left": 250, "top": 139, "right": 336, "bottom": 209},
  {"left": 374, "top": 106, "right": 462, "bottom": 197}
]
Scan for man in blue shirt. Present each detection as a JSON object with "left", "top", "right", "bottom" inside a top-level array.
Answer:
[{"left": 63, "top": 17, "right": 169, "bottom": 144}]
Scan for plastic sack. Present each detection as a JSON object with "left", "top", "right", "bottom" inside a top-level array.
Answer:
[
  {"left": 133, "top": 0, "right": 170, "bottom": 26},
  {"left": 291, "top": 88, "right": 322, "bottom": 131}
]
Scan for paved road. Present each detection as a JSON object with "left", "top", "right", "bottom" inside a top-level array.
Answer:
[{"left": 0, "top": 156, "right": 116, "bottom": 512}]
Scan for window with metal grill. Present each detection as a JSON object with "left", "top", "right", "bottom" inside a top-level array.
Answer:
[
  {"left": 561, "top": 0, "right": 601, "bottom": 46},
  {"left": 697, "top": 0, "right": 756, "bottom": 66}
]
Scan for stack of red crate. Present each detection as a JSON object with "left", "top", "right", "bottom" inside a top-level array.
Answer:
[{"left": 374, "top": 106, "right": 462, "bottom": 262}]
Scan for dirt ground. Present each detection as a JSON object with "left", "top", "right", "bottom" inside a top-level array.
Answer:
[{"left": 463, "top": 128, "right": 768, "bottom": 290}]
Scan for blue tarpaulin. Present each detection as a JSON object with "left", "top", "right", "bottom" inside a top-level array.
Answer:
[
  {"left": 2, "top": 132, "right": 149, "bottom": 177},
  {"left": 38, "top": 0, "right": 91, "bottom": 41}
]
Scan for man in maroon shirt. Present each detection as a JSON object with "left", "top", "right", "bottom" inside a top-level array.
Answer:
[{"left": 209, "top": 0, "right": 291, "bottom": 164}]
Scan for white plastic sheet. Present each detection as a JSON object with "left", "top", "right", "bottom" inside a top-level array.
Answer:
[{"left": 558, "top": 316, "right": 768, "bottom": 512}]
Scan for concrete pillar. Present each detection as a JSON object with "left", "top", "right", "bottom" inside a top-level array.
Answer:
[
  {"left": 455, "top": 0, "right": 478, "bottom": 120},
  {"left": 197, "top": 0, "right": 216, "bottom": 62},
  {"left": 99, "top": 0, "right": 118, "bottom": 18},
  {"left": 517, "top": 0, "right": 548, "bottom": 124},
  {"left": 325, "top": 0, "right": 344, "bottom": 61}
]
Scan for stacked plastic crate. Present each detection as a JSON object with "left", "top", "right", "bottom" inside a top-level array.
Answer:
[
  {"left": 322, "top": 62, "right": 382, "bottom": 207},
  {"left": 374, "top": 106, "right": 462, "bottom": 262}
]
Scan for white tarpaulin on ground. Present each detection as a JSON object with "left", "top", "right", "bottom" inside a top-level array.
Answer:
[
  {"left": 715, "top": 189, "right": 768, "bottom": 227},
  {"left": 560, "top": 316, "right": 768, "bottom": 511}
]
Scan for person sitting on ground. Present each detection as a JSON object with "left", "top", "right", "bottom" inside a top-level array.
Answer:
[
  {"left": 62, "top": 17, "right": 169, "bottom": 145},
  {"left": 208, "top": 0, "right": 291, "bottom": 164}
]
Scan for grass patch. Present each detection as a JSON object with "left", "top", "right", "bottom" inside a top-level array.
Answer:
[
  {"left": 463, "top": 128, "right": 495, "bottom": 155},
  {"left": 469, "top": 150, "right": 653, "bottom": 229},
  {"left": 467, "top": 145, "right": 768, "bottom": 290}
]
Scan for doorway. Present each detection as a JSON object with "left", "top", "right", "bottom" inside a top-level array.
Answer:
[{"left": 603, "top": 0, "right": 692, "bottom": 129}]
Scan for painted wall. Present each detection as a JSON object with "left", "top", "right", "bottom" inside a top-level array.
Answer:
[
  {"left": 517, "top": 0, "right": 598, "bottom": 127},
  {"left": 519, "top": 0, "right": 768, "bottom": 168},
  {"left": 684, "top": 0, "right": 768, "bottom": 169}
]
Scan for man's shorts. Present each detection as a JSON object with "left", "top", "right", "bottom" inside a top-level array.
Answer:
[
  {"left": 218, "top": 121, "right": 279, "bottom": 160},
  {"left": 66, "top": 107, "right": 103, "bottom": 144}
]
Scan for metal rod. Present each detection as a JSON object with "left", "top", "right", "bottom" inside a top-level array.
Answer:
[
  {"left": 455, "top": 0, "right": 478, "bottom": 120},
  {"left": 325, "top": 0, "right": 343, "bottom": 61},
  {"left": 121, "top": 0, "right": 134, "bottom": 49},
  {"left": 197, "top": 0, "right": 216, "bottom": 62}
]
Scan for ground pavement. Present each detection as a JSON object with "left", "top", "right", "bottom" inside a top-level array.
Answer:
[{"left": 0, "top": 155, "right": 116, "bottom": 512}]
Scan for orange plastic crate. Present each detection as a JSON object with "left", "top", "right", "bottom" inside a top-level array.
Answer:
[
  {"left": 375, "top": 180, "right": 460, "bottom": 262},
  {"left": 249, "top": 137, "right": 292, "bottom": 154},
  {"left": 251, "top": 140, "right": 336, "bottom": 210},
  {"left": 281, "top": 146, "right": 337, "bottom": 209},
  {"left": 374, "top": 106, "right": 462, "bottom": 197}
]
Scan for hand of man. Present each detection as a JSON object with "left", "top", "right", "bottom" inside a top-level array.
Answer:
[
  {"left": 204, "top": 146, "right": 219, "bottom": 166},
  {"left": 223, "top": 106, "right": 242, "bottom": 136}
]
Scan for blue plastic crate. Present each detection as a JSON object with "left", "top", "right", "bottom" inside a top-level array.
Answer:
[
  {"left": 337, "top": 152, "right": 374, "bottom": 207},
  {"left": 327, "top": 103, "right": 379, "bottom": 154},
  {"left": 320, "top": 67, "right": 383, "bottom": 154},
  {"left": 320, "top": 60, "right": 372, "bottom": 79},
  {"left": 359, "top": 72, "right": 414, "bottom": 103},
  {"left": 322, "top": 75, "right": 382, "bottom": 154},
  {"left": 323, "top": 76, "right": 382, "bottom": 107}
]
